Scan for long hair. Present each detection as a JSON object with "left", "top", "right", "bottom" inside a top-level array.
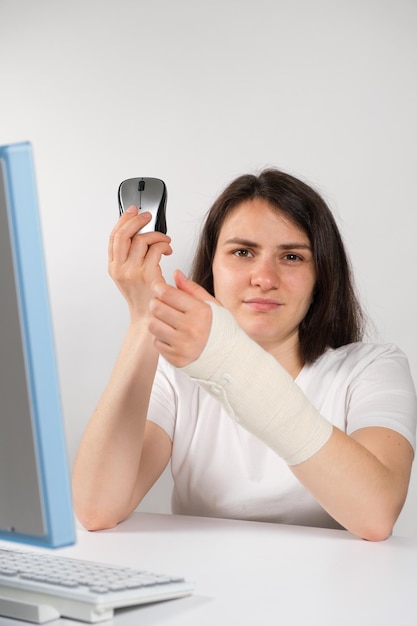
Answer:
[{"left": 191, "top": 169, "right": 366, "bottom": 363}]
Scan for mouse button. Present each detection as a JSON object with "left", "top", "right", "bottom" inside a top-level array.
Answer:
[
  {"left": 120, "top": 178, "right": 140, "bottom": 211},
  {"left": 143, "top": 178, "right": 164, "bottom": 203}
]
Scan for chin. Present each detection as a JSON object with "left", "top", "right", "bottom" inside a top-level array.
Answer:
[{"left": 241, "top": 324, "right": 280, "bottom": 346}]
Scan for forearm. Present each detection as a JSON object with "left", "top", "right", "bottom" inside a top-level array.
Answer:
[
  {"left": 181, "top": 303, "right": 332, "bottom": 465},
  {"left": 291, "top": 426, "right": 411, "bottom": 540},
  {"left": 72, "top": 321, "right": 158, "bottom": 530},
  {"left": 181, "top": 303, "right": 412, "bottom": 540}
]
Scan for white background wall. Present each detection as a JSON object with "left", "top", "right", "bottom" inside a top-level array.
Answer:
[{"left": 1, "top": 0, "right": 416, "bottom": 535}]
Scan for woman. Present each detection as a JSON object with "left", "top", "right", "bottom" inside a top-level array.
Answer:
[{"left": 73, "top": 169, "right": 417, "bottom": 540}]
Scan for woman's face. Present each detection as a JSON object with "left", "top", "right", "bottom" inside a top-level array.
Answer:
[{"left": 212, "top": 198, "right": 316, "bottom": 356}]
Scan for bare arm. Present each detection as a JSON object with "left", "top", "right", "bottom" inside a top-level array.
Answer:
[
  {"left": 290, "top": 425, "right": 414, "bottom": 540},
  {"left": 72, "top": 208, "right": 173, "bottom": 531},
  {"left": 148, "top": 272, "right": 415, "bottom": 541}
]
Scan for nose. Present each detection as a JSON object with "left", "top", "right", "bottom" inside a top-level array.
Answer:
[{"left": 250, "top": 258, "right": 280, "bottom": 290}]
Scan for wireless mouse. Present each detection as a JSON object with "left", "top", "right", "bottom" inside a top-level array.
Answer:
[{"left": 118, "top": 177, "right": 167, "bottom": 234}]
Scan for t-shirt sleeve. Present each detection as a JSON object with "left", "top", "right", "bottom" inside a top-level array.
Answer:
[
  {"left": 146, "top": 358, "right": 177, "bottom": 441},
  {"left": 346, "top": 344, "right": 417, "bottom": 450}
]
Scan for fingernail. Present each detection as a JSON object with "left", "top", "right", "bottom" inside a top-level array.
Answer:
[{"left": 126, "top": 205, "right": 138, "bottom": 214}]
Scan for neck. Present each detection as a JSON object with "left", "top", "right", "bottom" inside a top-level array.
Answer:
[{"left": 278, "top": 351, "right": 304, "bottom": 379}]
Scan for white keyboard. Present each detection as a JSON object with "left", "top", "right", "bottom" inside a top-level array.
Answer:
[{"left": 0, "top": 546, "right": 194, "bottom": 623}]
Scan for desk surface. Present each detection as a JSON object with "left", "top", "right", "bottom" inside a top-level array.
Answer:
[{"left": 1, "top": 512, "right": 417, "bottom": 626}]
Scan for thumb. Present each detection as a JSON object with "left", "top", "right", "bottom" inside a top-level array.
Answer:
[{"left": 174, "top": 269, "right": 218, "bottom": 305}]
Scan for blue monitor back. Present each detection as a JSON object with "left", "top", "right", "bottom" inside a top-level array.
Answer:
[{"left": 0, "top": 141, "right": 75, "bottom": 548}]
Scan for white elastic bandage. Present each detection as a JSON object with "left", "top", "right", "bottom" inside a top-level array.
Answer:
[{"left": 181, "top": 302, "right": 333, "bottom": 465}]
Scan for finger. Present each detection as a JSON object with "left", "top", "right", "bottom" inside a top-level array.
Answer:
[
  {"left": 114, "top": 207, "right": 152, "bottom": 235},
  {"left": 173, "top": 269, "right": 218, "bottom": 305},
  {"left": 108, "top": 209, "right": 152, "bottom": 263},
  {"left": 149, "top": 293, "right": 189, "bottom": 332},
  {"left": 131, "top": 230, "right": 172, "bottom": 256},
  {"left": 151, "top": 279, "right": 196, "bottom": 313},
  {"left": 148, "top": 300, "right": 179, "bottom": 337},
  {"left": 149, "top": 301, "right": 212, "bottom": 367},
  {"left": 137, "top": 242, "right": 173, "bottom": 271},
  {"left": 110, "top": 218, "right": 171, "bottom": 266}
]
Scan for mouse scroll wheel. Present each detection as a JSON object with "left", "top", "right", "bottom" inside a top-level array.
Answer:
[{"left": 138, "top": 180, "right": 145, "bottom": 191}]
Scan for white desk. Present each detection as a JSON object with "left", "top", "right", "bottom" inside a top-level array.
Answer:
[{"left": 1, "top": 512, "right": 417, "bottom": 626}]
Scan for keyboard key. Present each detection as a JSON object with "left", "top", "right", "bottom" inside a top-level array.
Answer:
[{"left": 0, "top": 546, "right": 194, "bottom": 623}]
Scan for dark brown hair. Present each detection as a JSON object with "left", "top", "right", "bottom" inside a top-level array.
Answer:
[{"left": 191, "top": 169, "right": 366, "bottom": 363}]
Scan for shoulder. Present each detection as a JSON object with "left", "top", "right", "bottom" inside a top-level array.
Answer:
[
  {"left": 302, "top": 342, "right": 410, "bottom": 379},
  {"left": 297, "top": 343, "right": 416, "bottom": 448},
  {"left": 321, "top": 341, "right": 406, "bottom": 362},
  {"left": 296, "top": 342, "right": 416, "bottom": 410}
]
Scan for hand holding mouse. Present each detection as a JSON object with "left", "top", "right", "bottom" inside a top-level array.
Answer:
[{"left": 108, "top": 206, "right": 172, "bottom": 320}]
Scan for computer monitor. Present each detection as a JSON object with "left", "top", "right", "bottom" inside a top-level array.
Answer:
[{"left": 0, "top": 141, "right": 75, "bottom": 548}]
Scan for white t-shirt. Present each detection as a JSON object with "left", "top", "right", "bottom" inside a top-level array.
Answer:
[{"left": 147, "top": 342, "right": 417, "bottom": 530}]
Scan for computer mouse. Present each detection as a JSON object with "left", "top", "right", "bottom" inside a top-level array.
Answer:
[{"left": 118, "top": 177, "right": 167, "bottom": 234}]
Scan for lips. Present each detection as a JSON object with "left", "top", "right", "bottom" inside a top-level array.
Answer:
[{"left": 243, "top": 298, "right": 283, "bottom": 311}]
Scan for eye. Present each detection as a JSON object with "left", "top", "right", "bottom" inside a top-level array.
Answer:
[
  {"left": 233, "top": 249, "right": 253, "bottom": 258},
  {"left": 283, "top": 253, "right": 302, "bottom": 263}
]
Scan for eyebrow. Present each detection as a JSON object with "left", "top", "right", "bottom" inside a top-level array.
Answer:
[{"left": 222, "top": 237, "right": 312, "bottom": 251}]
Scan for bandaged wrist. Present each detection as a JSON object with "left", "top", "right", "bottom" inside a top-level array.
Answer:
[{"left": 181, "top": 302, "right": 332, "bottom": 465}]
